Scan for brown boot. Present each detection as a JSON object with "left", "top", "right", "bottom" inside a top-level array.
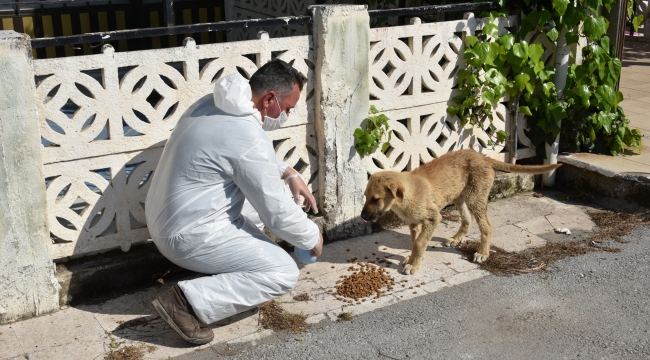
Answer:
[{"left": 152, "top": 284, "right": 214, "bottom": 345}]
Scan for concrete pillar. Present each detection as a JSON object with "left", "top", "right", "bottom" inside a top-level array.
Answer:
[
  {"left": 311, "top": 5, "right": 372, "bottom": 240},
  {"left": 0, "top": 31, "right": 59, "bottom": 324}
]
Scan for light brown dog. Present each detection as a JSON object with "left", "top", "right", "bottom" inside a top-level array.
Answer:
[{"left": 360, "top": 149, "right": 561, "bottom": 275}]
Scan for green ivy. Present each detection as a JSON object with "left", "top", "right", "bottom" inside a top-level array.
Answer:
[
  {"left": 354, "top": 105, "right": 392, "bottom": 158},
  {"left": 447, "top": 0, "right": 642, "bottom": 156},
  {"left": 628, "top": 1, "right": 645, "bottom": 33}
]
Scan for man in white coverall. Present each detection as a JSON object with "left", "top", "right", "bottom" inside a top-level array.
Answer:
[{"left": 145, "top": 59, "right": 323, "bottom": 345}]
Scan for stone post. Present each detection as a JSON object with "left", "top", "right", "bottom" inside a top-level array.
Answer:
[
  {"left": 311, "top": 5, "right": 372, "bottom": 240},
  {"left": 0, "top": 31, "right": 59, "bottom": 324}
]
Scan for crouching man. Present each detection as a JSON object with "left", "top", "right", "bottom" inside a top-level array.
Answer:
[{"left": 145, "top": 59, "right": 323, "bottom": 344}]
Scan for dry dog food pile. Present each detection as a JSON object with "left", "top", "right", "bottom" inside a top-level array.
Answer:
[{"left": 334, "top": 262, "right": 396, "bottom": 304}]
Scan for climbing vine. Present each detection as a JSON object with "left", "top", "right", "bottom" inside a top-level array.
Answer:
[
  {"left": 354, "top": 105, "right": 392, "bottom": 158},
  {"left": 447, "top": 0, "right": 642, "bottom": 156}
]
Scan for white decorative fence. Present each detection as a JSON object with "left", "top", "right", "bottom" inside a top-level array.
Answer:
[
  {"left": 34, "top": 34, "right": 317, "bottom": 260},
  {"left": 363, "top": 15, "right": 541, "bottom": 174},
  {"left": 32, "top": 11, "right": 549, "bottom": 261}
]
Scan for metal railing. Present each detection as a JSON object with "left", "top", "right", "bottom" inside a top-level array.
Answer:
[{"left": 31, "top": 1, "right": 500, "bottom": 48}]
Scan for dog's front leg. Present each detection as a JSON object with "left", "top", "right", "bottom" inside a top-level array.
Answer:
[
  {"left": 402, "top": 223, "right": 422, "bottom": 266},
  {"left": 403, "top": 214, "right": 440, "bottom": 275}
]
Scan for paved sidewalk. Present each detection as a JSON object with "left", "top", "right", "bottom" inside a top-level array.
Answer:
[
  {"left": 0, "top": 192, "right": 599, "bottom": 360},
  {"left": 559, "top": 39, "right": 650, "bottom": 180}
]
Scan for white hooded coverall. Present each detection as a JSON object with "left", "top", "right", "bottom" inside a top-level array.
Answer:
[{"left": 145, "top": 74, "right": 319, "bottom": 325}]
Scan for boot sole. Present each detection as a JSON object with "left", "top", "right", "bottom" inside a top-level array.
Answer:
[{"left": 152, "top": 299, "right": 214, "bottom": 345}]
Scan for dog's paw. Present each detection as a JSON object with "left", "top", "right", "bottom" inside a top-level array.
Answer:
[
  {"left": 444, "top": 238, "right": 460, "bottom": 247},
  {"left": 401, "top": 255, "right": 410, "bottom": 265},
  {"left": 473, "top": 252, "right": 489, "bottom": 263},
  {"left": 402, "top": 264, "right": 418, "bottom": 275}
]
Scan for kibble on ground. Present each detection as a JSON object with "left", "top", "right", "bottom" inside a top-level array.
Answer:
[{"left": 335, "top": 262, "right": 396, "bottom": 301}]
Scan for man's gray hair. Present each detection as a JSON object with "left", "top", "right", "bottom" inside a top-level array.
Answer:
[{"left": 249, "top": 59, "right": 304, "bottom": 99}]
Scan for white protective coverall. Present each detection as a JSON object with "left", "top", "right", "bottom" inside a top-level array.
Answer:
[{"left": 145, "top": 73, "right": 319, "bottom": 325}]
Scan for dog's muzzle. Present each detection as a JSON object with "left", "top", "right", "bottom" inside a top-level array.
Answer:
[{"left": 360, "top": 209, "right": 382, "bottom": 223}]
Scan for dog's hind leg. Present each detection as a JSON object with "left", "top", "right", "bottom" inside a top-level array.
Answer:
[
  {"left": 444, "top": 196, "right": 471, "bottom": 247},
  {"left": 403, "top": 213, "right": 441, "bottom": 275},
  {"left": 466, "top": 196, "right": 492, "bottom": 263}
]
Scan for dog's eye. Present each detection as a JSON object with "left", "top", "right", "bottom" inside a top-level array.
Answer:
[{"left": 372, "top": 198, "right": 379, "bottom": 203}]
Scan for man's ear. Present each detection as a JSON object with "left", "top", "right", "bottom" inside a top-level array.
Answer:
[{"left": 387, "top": 181, "right": 404, "bottom": 203}]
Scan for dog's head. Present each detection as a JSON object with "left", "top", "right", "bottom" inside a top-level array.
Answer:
[{"left": 360, "top": 172, "right": 404, "bottom": 222}]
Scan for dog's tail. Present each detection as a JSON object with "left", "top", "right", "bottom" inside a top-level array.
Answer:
[{"left": 489, "top": 158, "right": 562, "bottom": 174}]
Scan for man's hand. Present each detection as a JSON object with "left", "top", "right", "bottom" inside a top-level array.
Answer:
[
  {"left": 286, "top": 173, "right": 318, "bottom": 214},
  {"left": 310, "top": 233, "right": 324, "bottom": 257}
]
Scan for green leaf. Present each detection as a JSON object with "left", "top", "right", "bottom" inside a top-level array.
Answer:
[
  {"left": 526, "top": 82, "right": 535, "bottom": 94},
  {"left": 595, "top": 84, "right": 615, "bottom": 111},
  {"left": 600, "top": 36, "right": 610, "bottom": 54},
  {"left": 457, "top": 69, "right": 471, "bottom": 83},
  {"left": 369, "top": 105, "right": 378, "bottom": 114},
  {"left": 584, "top": 16, "right": 608, "bottom": 40},
  {"left": 484, "top": 68, "right": 507, "bottom": 86},
  {"left": 482, "top": 24, "right": 499, "bottom": 39},
  {"left": 474, "top": 42, "right": 500, "bottom": 66},
  {"left": 614, "top": 91, "right": 624, "bottom": 108},
  {"left": 542, "top": 82, "right": 556, "bottom": 97},
  {"left": 447, "top": 106, "right": 460, "bottom": 118},
  {"left": 514, "top": 73, "right": 531, "bottom": 92},
  {"left": 562, "top": 5, "right": 587, "bottom": 29},
  {"left": 481, "top": 89, "right": 497, "bottom": 106},
  {"left": 528, "top": 43, "right": 545, "bottom": 64},
  {"left": 539, "top": 10, "right": 553, "bottom": 28},
  {"left": 521, "top": 10, "right": 542, "bottom": 35},
  {"left": 534, "top": 61, "right": 545, "bottom": 74},
  {"left": 381, "top": 141, "right": 390, "bottom": 153},
  {"left": 549, "top": 102, "right": 567, "bottom": 122},
  {"left": 496, "top": 130, "right": 510, "bottom": 143},
  {"left": 462, "top": 97, "right": 477, "bottom": 107},
  {"left": 465, "top": 35, "right": 479, "bottom": 48},
  {"left": 497, "top": 34, "right": 515, "bottom": 50},
  {"left": 519, "top": 106, "right": 533, "bottom": 116},
  {"left": 538, "top": 68, "right": 553, "bottom": 82},
  {"left": 597, "top": 112, "right": 615, "bottom": 134},
  {"left": 546, "top": 28, "right": 559, "bottom": 42},
  {"left": 632, "top": 15, "right": 645, "bottom": 33},
  {"left": 586, "top": 0, "right": 601, "bottom": 14},
  {"left": 552, "top": 0, "right": 570, "bottom": 16},
  {"left": 512, "top": 41, "right": 529, "bottom": 59},
  {"left": 467, "top": 74, "right": 480, "bottom": 87},
  {"left": 577, "top": 84, "right": 591, "bottom": 108},
  {"left": 565, "top": 32, "right": 580, "bottom": 45}
]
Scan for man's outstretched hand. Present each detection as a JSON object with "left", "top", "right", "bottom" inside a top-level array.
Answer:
[
  {"left": 286, "top": 173, "right": 318, "bottom": 214},
  {"left": 311, "top": 233, "right": 323, "bottom": 257}
]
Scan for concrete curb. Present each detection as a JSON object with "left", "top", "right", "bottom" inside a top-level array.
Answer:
[{"left": 557, "top": 154, "right": 650, "bottom": 210}]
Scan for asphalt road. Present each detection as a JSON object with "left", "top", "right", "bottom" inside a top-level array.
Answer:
[{"left": 179, "top": 225, "right": 650, "bottom": 360}]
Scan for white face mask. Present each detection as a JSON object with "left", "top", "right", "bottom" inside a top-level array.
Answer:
[{"left": 262, "top": 96, "right": 288, "bottom": 131}]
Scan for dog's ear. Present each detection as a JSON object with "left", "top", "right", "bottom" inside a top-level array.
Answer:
[{"left": 387, "top": 181, "right": 404, "bottom": 203}]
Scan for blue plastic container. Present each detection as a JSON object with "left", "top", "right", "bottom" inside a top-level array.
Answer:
[{"left": 294, "top": 247, "right": 317, "bottom": 264}]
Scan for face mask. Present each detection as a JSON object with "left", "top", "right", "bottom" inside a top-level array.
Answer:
[{"left": 262, "top": 96, "right": 288, "bottom": 131}]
